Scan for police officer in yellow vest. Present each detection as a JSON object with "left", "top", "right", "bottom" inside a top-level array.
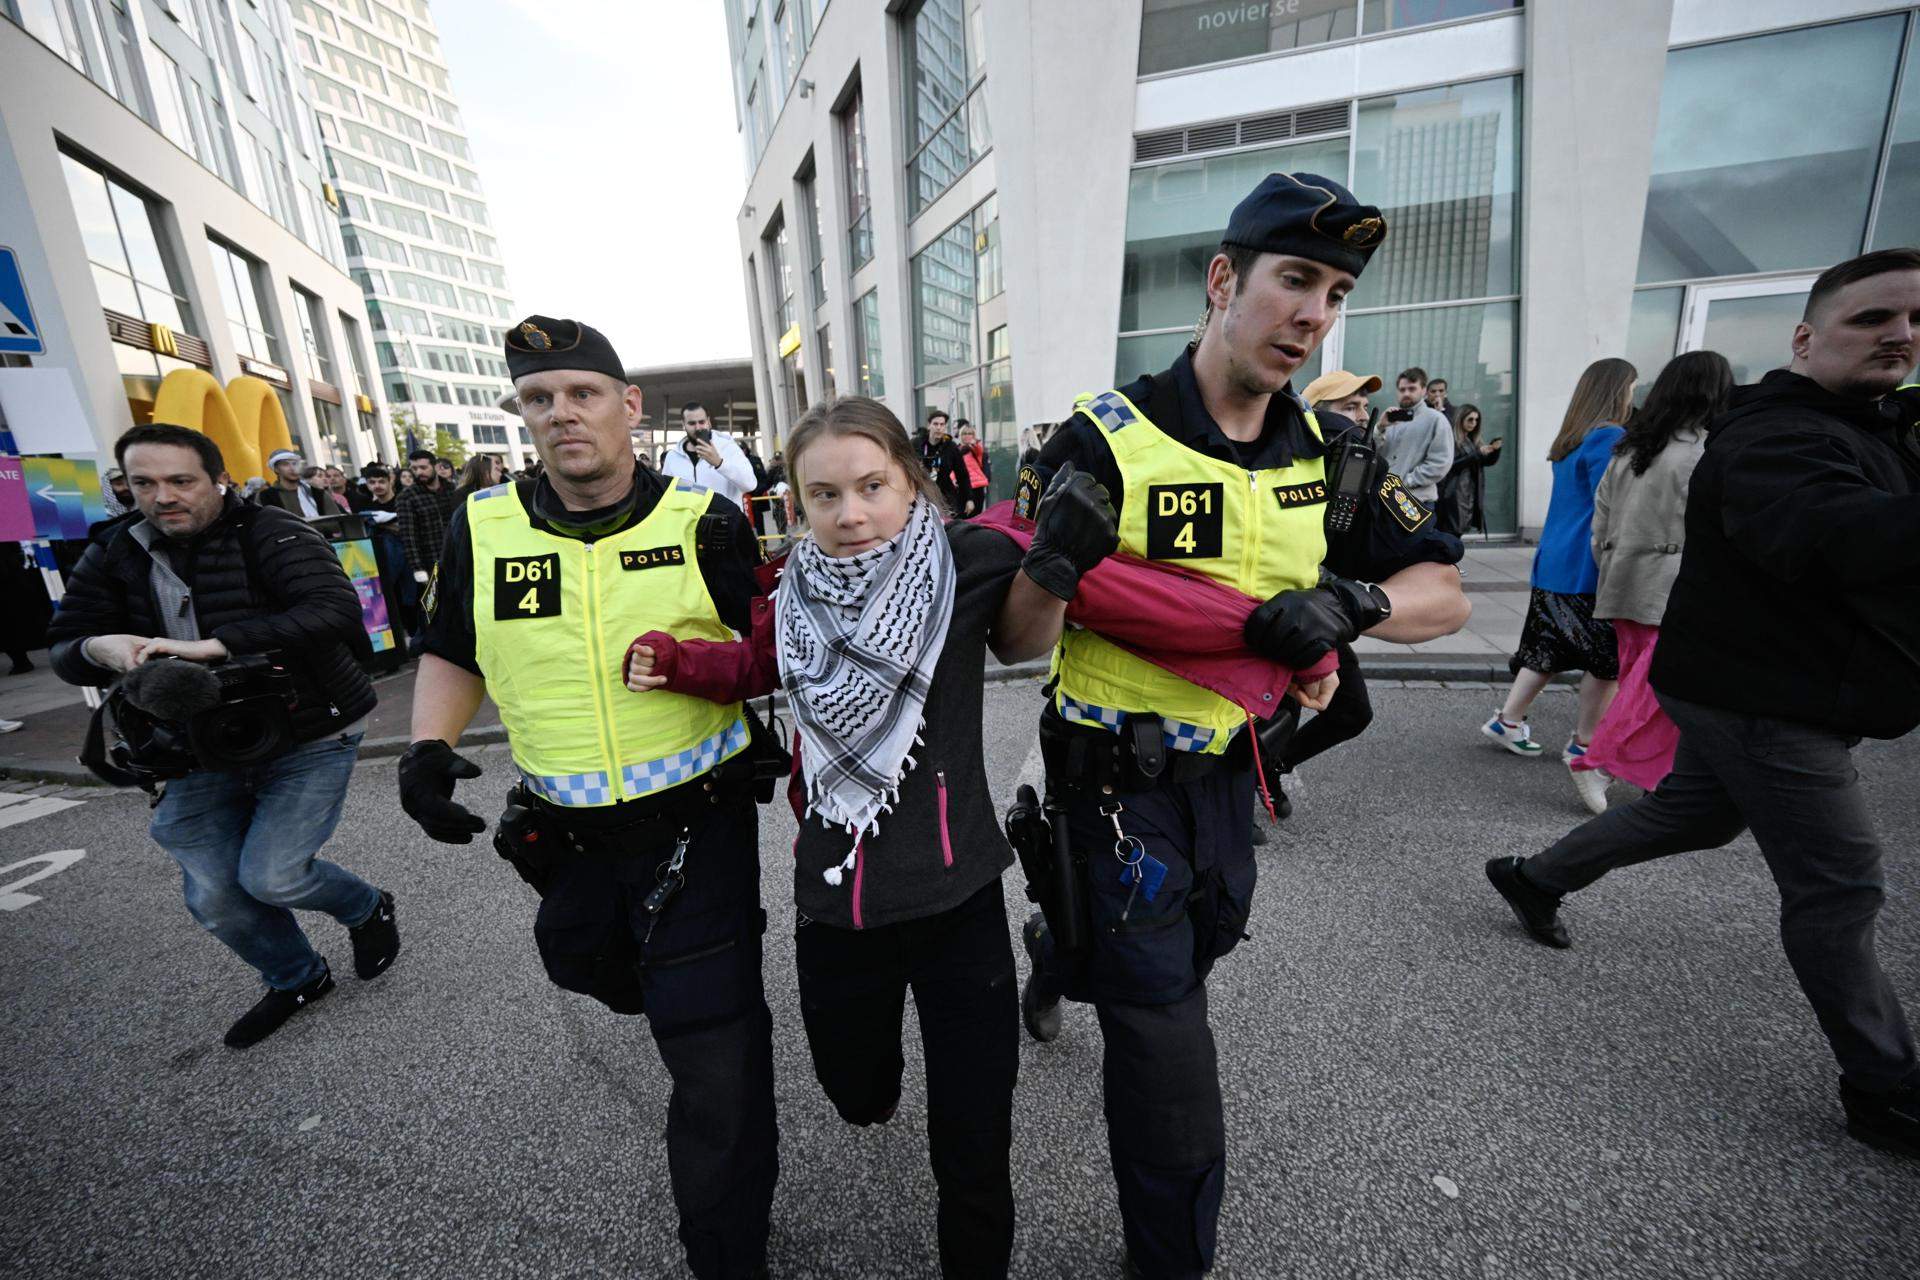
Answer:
[
  {"left": 396, "top": 317, "right": 777, "bottom": 1280},
  {"left": 1011, "top": 175, "right": 1472, "bottom": 1278}
]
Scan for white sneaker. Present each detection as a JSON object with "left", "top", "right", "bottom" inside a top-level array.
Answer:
[
  {"left": 1570, "top": 761, "right": 1610, "bottom": 815},
  {"left": 0, "top": 718, "right": 21, "bottom": 734},
  {"left": 1481, "top": 713, "right": 1544, "bottom": 757}
]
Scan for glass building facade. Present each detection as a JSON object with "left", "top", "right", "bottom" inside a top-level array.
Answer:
[{"left": 291, "top": 0, "right": 520, "bottom": 459}]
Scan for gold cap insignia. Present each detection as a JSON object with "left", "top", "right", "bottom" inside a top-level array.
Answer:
[
  {"left": 1342, "top": 215, "right": 1386, "bottom": 247},
  {"left": 520, "top": 321, "right": 552, "bottom": 351}
]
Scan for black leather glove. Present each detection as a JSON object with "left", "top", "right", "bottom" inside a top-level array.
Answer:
[
  {"left": 1022, "top": 462, "right": 1119, "bottom": 601},
  {"left": 1244, "top": 572, "right": 1391, "bottom": 669},
  {"left": 398, "top": 739, "right": 488, "bottom": 844}
]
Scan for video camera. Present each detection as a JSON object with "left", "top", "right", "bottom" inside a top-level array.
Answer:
[{"left": 82, "top": 654, "right": 299, "bottom": 790}]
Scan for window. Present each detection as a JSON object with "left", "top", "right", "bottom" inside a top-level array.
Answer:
[
  {"left": 839, "top": 83, "right": 874, "bottom": 269},
  {"left": 854, "top": 289, "right": 885, "bottom": 396},
  {"left": 746, "top": 64, "right": 771, "bottom": 163},
  {"left": 207, "top": 238, "right": 281, "bottom": 363},
  {"left": 1873, "top": 17, "right": 1920, "bottom": 252},
  {"left": 345, "top": 226, "right": 410, "bottom": 265},
  {"left": 473, "top": 423, "right": 508, "bottom": 447},
  {"left": 800, "top": 167, "right": 827, "bottom": 308},
  {"left": 771, "top": 0, "right": 805, "bottom": 101},
  {"left": 296, "top": 287, "right": 336, "bottom": 386},
  {"left": 1138, "top": 0, "right": 1518, "bottom": 76},
  {"left": 1348, "top": 76, "right": 1519, "bottom": 309},
  {"left": 18, "top": 0, "right": 98, "bottom": 77},
  {"left": 372, "top": 199, "right": 432, "bottom": 237},
  {"left": 817, "top": 323, "right": 836, "bottom": 398},
  {"left": 419, "top": 153, "right": 456, "bottom": 184},
  {"left": 150, "top": 48, "right": 197, "bottom": 158},
  {"left": 391, "top": 173, "right": 449, "bottom": 212},
  {"left": 904, "top": 0, "right": 989, "bottom": 216},
  {"left": 765, "top": 213, "right": 796, "bottom": 336},
  {"left": 1120, "top": 135, "right": 1349, "bottom": 346},
  {"left": 331, "top": 151, "right": 388, "bottom": 192},
  {"left": 451, "top": 194, "right": 489, "bottom": 225},
  {"left": 368, "top": 299, "right": 431, "bottom": 335},
  {"left": 911, "top": 194, "right": 1008, "bottom": 475},
  {"left": 1638, "top": 16, "right": 1906, "bottom": 284},
  {"left": 63, "top": 153, "right": 196, "bottom": 335},
  {"left": 340, "top": 311, "right": 374, "bottom": 396},
  {"left": 432, "top": 216, "right": 473, "bottom": 250}
]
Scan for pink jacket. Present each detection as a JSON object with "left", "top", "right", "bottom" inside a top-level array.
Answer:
[{"left": 625, "top": 501, "right": 1334, "bottom": 713}]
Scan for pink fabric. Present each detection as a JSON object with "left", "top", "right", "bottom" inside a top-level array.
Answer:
[{"left": 1575, "top": 620, "right": 1679, "bottom": 790}]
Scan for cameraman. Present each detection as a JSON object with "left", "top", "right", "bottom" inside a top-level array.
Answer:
[
  {"left": 659, "top": 401, "right": 757, "bottom": 515},
  {"left": 47, "top": 424, "right": 398, "bottom": 1050}
]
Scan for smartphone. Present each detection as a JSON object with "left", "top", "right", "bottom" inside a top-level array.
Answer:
[{"left": 1385, "top": 407, "right": 1414, "bottom": 424}]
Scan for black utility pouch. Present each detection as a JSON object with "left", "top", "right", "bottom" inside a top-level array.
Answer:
[{"left": 494, "top": 786, "right": 559, "bottom": 895}]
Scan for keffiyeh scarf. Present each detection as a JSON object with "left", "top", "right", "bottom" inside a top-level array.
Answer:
[{"left": 776, "top": 496, "right": 956, "bottom": 882}]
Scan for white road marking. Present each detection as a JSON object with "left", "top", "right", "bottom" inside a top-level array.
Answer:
[
  {"left": 0, "top": 796, "right": 84, "bottom": 829},
  {"left": 0, "top": 849, "right": 87, "bottom": 911},
  {"left": 1014, "top": 736, "right": 1045, "bottom": 797}
]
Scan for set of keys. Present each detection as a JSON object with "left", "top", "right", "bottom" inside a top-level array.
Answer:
[
  {"left": 1102, "top": 802, "right": 1167, "bottom": 924},
  {"left": 642, "top": 828, "right": 693, "bottom": 945}
]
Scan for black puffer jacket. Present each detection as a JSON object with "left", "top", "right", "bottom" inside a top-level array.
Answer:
[
  {"left": 1651, "top": 371, "right": 1920, "bottom": 739},
  {"left": 49, "top": 494, "right": 376, "bottom": 742}
]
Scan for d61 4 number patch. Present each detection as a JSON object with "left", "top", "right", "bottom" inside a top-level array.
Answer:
[
  {"left": 493, "top": 553, "right": 561, "bottom": 620},
  {"left": 1146, "top": 482, "right": 1223, "bottom": 559}
]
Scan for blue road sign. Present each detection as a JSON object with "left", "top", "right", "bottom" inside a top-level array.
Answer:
[{"left": 0, "top": 247, "right": 46, "bottom": 355}]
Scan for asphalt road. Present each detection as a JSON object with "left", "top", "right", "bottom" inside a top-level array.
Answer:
[{"left": 3, "top": 679, "right": 1915, "bottom": 1279}]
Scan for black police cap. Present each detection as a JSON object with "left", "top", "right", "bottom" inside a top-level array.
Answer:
[
  {"left": 504, "top": 315, "right": 626, "bottom": 384},
  {"left": 1223, "top": 172, "right": 1387, "bottom": 278}
]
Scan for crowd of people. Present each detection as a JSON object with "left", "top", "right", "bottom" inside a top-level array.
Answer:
[{"left": 23, "top": 156, "right": 1920, "bottom": 1280}]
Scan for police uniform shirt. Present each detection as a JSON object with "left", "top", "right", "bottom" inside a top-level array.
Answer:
[
  {"left": 420, "top": 460, "right": 763, "bottom": 676},
  {"left": 1033, "top": 346, "right": 1463, "bottom": 583}
]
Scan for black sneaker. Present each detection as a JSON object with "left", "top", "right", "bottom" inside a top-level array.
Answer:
[
  {"left": 1485, "top": 856, "right": 1571, "bottom": 949},
  {"left": 1250, "top": 822, "right": 1268, "bottom": 847},
  {"left": 349, "top": 890, "right": 399, "bottom": 979},
  {"left": 224, "top": 963, "right": 335, "bottom": 1049},
  {"left": 1841, "top": 1076, "right": 1920, "bottom": 1157},
  {"left": 1020, "top": 911, "right": 1064, "bottom": 1044}
]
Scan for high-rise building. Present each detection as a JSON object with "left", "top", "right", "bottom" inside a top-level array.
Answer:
[
  {"left": 2, "top": 0, "right": 387, "bottom": 464},
  {"left": 723, "top": 0, "right": 1920, "bottom": 536},
  {"left": 289, "top": 0, "right": 523, "bottom": 465}
]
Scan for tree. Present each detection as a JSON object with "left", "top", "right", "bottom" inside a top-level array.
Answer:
[{"left": 390, "top": 408, "right": 468, "bottom": 466}]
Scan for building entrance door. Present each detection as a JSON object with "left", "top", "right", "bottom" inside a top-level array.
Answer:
[{"left": 1679, "top": 275, "right": 1820, "bottom": 384}]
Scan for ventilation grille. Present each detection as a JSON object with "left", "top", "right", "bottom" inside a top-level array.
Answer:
[{"left": 1132, "top": 101, "right": 1350, "bottom": 162}]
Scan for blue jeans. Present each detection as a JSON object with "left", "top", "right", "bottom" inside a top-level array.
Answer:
[{"left": 150, "top": 732, "right": 378, "bottom": 991}]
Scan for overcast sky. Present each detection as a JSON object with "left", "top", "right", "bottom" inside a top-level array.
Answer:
[{"left": 434, "top": 0, "right": 750, "bottom": 370}]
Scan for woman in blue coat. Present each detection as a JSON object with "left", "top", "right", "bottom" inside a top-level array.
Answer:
[{"left": 1481, "top": 358, "right": 1638, "bottom": 778}]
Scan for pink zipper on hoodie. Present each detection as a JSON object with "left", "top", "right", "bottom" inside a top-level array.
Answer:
[
  {"left": 850, "top": 838, "right": 866, "bottom": 930},
  {"left": 935, "top": 770, "right": 954, "bottom": 868}
]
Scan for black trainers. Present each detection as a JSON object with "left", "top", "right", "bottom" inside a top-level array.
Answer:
[
  {"left": 224, "top": 962, "right": 335, "bottom": 1049},
  {"left": 1841, "top": 1076, "right": 1920, "bottom": 1157},
  {"left": 1485, "top": 856, "right": 1572, "bottom": 948},
  {"left": 1020, "top": 911, "right": 1064, "bottom": 1044},
  {"left": 349, "top": 890, "right": 399, "bottom": 979}
]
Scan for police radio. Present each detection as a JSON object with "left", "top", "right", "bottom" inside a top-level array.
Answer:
[{"left": 1325, "top": 435, "right": 1375, "bottom": 535}]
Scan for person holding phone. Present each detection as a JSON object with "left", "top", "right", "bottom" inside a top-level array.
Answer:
[
  {"left": 1378, "top": 367, "right": 1454, "bottom": 504},
  {"left": 660, "top": 401, "right": 760, "bottom": 515},
  {"left": 1438, "top": 403, "right": 1503, "bottom": 535}
]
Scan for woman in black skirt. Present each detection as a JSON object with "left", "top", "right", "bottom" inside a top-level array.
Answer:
[{"left": 1481, "top": 359, "right": 1636, "bottom": 781}]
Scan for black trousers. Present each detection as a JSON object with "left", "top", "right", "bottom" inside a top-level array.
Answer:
[
  {"left": 1527, "top": 692, "right": 1918, "bottom": 1091},
  {"left": 532, "top": 799, "right": 779, "bottom": 1280},
  {"left": 1034, "top": 763, "right": 1257, "bottom": 1279},
  {"left": 796, "top": 878, "right": 1019, "bottom": 1279},
  {"left": 1281, "top": 641, "right": 1372, "bottom": 773}
]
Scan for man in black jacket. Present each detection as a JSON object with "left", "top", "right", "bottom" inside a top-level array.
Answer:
[
  {"left": 920, "top": 409, "right": 967, "bottom": 515},
  {"left": 49, "top": 424, "right": 398, "bottom": 1050},
  {"left": 1487, "top": 248, "right": 1920, "bottom": 1158}
]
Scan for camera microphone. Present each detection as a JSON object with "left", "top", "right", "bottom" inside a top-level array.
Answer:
[{"left": 122, "top": 658, "right": 222, "bottom": 722}]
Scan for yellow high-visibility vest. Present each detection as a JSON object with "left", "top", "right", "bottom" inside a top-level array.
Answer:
[
  {"left": 1051, "top": 388, "right": 1327, "bottom": 753},
  {"left": 467, "top": 480, "right": 747, "bottom": 806}
]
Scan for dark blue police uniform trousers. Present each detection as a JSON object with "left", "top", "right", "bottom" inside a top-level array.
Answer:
[
  {"left": 1036, "top": 760, "right": 1258, "bottom": 1279},
  {"left": 532, "top": 796, "right": 779, "bottom": 1280}
]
